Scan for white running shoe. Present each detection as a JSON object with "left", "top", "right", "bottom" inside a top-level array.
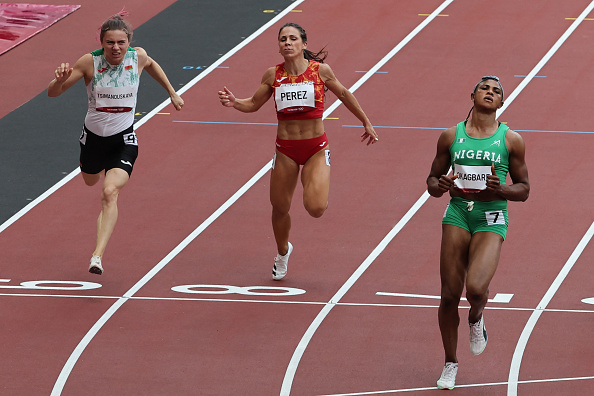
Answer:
[
  {"left": 272, "top": 242, "right": 293, "bottom": 280},
  {"left": 89, "top": 255, "right": 103, "bottom": 275},
  {"left": 437, "top": 362, "right": 458, "bottom": 390},
  {"left": 469, "top": 315, "right": 488, "bottom": 355}
]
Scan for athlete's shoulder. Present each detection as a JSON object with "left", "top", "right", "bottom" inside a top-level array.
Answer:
[
  {"left": 262, "top": 66, "right": 276, "bottom": 85},
  {"left": 74, "top": 53, "right": 94, "bottom": 73},
  {"left": 437, "top": 125, "right": 457, "bottom": 148},
  {"left": 131, "top": 46, "right": 146, "bottom": 58},
  {"left": 505, "top": 128, "right": 525, "bottom": 150},
  {"left": 444, "top": 124, "right": 458, "bottom": 137},
  {"left": 317, "top": 62, "right": 331, "bottom": 73},
  {"left": 318, "top": 62, "right": 335, "bottom": 82}
]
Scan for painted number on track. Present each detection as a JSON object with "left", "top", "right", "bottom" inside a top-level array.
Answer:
[
  {"left": 0, "top": 279, "right": 101, "bottom": 291},
  {"left": 171, "top": 284, "right": 306, "bottom": 296}
]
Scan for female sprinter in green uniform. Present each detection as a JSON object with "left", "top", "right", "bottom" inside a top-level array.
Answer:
[{"left": 426, "top": 76, "right": 529, "bottom": 390}]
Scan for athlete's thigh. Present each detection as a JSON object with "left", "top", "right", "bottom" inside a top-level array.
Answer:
[
  {"left": 81, "top": 172, "right": 102, "bottom": 186},
  {"left": 440, "top": 224, "right": 471, "bottom": 295},
  {"left": 300, "top": 148, "right": 330, "bottom": 204},
  {"left": 466, "top": 231, "right": 504, "bottom": 290},
  {"left": 270, "top": 150, "right": 300, "bottom": 211},
  {"left": 104, "top": 167, "right": 130, "bottom": 191}
]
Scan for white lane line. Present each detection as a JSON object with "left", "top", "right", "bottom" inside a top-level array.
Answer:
[
  {"left": 506, "top": 2, "right": 594, "bottom": 394},
  {"left": 507, "top": 221, "right": 594, "bottom": 395},
  {"left": 376, "top": 291, "right": 514, "bottom": 303},
  {"left": 0, "top": 169, "right": 79, "bottom": 234},
  {"left": 50, "top": 158, "right": 273, "bottom": 395},
  {"left": 318, "top": 375, "right": 594, "bottom": 395},
  {"left": 281, "top": 193, "right": 432, "bottom": 395},
  {"left": 4, "top": 292, "right": 594, "bottom": 314},
  {"left": 49, "top": 2, "right": 307, "bottom": 395},
  {"left": 497, "top": 0, "right": 594, "bottom": 117}
]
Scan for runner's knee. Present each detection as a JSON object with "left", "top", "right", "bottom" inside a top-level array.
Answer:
[
  {"left": 101, "top": 184, "right": 120, "bottom": 205},
  {"left": 440, "top": 284, "right": 463, "bottom": 308},
  {"left": 304, "top": 200, "right": 327, "bottom": 218},
  {"left": 465, "top": 285, "right": 489, "bottom": 304},
  {"left": 272, "top": 203, "right": 290, "bottom": 218}
]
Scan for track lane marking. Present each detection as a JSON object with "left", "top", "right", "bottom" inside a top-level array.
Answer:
[
  {"left": 506, "top": 2, "right": 594, "bottom": 394},
  {"left": 318, "top": 376, "right": 594, "bottom": 395},
  {"left": 376, "top": 291, "right": 514, "bottom": 303},
  {"left": 3, "top": 292, "right": 594, "bottom": 314},
  {"left": 508, "top": 220, "right": 594, "bottom": 395},
  {"left": 497, "top": 1, "right": 594, "bottom": 118}
]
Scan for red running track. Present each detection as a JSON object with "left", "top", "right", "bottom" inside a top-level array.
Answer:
[{"left": 1, "top": 0, "right": 594, "bottom": 395}]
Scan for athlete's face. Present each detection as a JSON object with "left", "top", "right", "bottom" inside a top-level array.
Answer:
[
  {"left": 278, "top": 26, "right": 307, "bottom": 58},
  {"left": 101, "top": 29, "right": 130, "bottom": 65},
  {"left": 472, "top": 79, "right": 504, "bottom": 109}
]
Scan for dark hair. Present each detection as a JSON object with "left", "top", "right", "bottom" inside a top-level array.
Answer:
[
  {"left": 466, "top": 75, "right": 505, "bottom": 120},
  {"left": 278, "top": 22, "right": 328, "bottom": 63},
  {"left": 473, "top": 75, "right": 504, "bottom": 100},
  {"left": 100, "top": 13, "right": 133, "bottom": 42}
]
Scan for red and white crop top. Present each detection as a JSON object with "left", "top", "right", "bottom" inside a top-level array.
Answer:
[{"left": 272, "top": 60, "right": 325, "bottom": 120}]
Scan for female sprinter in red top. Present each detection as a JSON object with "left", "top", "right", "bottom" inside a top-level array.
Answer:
[{"left": 219, "top": 22, "right": 378, "bottom": 280}]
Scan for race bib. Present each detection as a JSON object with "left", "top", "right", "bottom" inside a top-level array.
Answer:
[
  {"left": 123, "top": 131, "right": 138, "bottom": 146},
  {"left": 79, "top": 127, "right": 87, "bottom": 145},
  {"left": 95, "top": 86, "right": 136, "bottom": 113},
  {"left": 485, "top": 210, "right": 505, "bottom": 225},
  {"left": 275, "top": 82, "right": 315, "bottom": 113},
  {"left": 453, "top": 164, "right": 491, "bottom": 192}
]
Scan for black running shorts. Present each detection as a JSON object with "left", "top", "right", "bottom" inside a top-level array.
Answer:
[{"left": 79, "top": 124, "right": 138, "bottom": 176}]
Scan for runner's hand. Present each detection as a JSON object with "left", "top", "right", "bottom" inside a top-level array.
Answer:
[
  {"left": 360, "top": 124, "right": 379, "bottom": 145},
  {"left": 438, "top": 173, "right": 458, "bottom": 193},
  {"left": 171, "top": 93, "right": 184, "bottom": 111},
  {"left": 218, "top": 86, "right": 236, "bottom": 107},
  {"left": 486, "top": 162, "right": 500, "bottom": 191},
  {"left": 54, "top": 63, "right": 73, "bottom": 84}
]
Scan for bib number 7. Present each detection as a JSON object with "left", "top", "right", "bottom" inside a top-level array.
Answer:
[{"left": 485, "top": 210, "right": 505, "bottom": 225}]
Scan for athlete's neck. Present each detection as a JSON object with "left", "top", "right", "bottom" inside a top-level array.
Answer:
[
  {"left": 466, "top": 111, "right": 499, "bottom": 137},
  {"left": 283, "top": 58, "right": 309, "bottom": 76}
]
